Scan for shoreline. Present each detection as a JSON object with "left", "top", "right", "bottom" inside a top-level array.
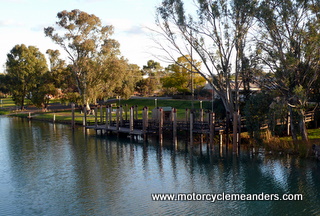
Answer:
[{"left": 2, "top": 109, "right": 319, "bottom": 161}]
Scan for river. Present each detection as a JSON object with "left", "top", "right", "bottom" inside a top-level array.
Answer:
[{"left": 0, "top": 116, "right": 319, "bottom": 215}]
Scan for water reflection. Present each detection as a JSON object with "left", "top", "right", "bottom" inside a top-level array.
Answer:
[{"left": 0, "top": 116, "right": 320, "bottom": 215}]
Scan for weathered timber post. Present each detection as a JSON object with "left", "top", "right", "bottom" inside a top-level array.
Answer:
[
  {"left": 200, "top": 109, "right": 204, "bottom": 152},
  {"left": 95, "top": 106, "right": 98, "bottom": 127},
  {"left": 120, "top": 105, "right": 123, "bottom": 126},
  {"left": 225, "top": 112, "right": 230, "bottom": 150},
  {"left": 209, "top": 112, "right": 215, "bottom": 149},
  {"left": 116, "top": 107, "right": 120, "bottom": 131},
  {"left": 238, "top": 114, "right": 241, "bottom": 152},
  {"left": 84, "top": 106, "right": 87, "bottom": 126},
  {"left": 143, "top": 107, "right": 148, "bottom": 138},
  {"left": 53, "top": 114, "right": 56, "bottom": 123},
  {"left": 100, "top": 105, "right": 103, "bottom": 124},
  {"left": 130, "top": 106, "right": 134, "bottom": 133},
  {"left": 219, "top": 129, "right": 223, "bottom": 147},
  {"left": 106, "top": 105, "right": 109, "bottom": 130},
  {"left": 135, "top": 105, "right": 138, "bottom": 120},
  {"left": 287, "top": 111, "right": 290, "bottom": 136},
  {"left": 71, "top": 103, "right": 75, "bottom": 128},
  {"left": 233, "top": 112, "right": 239, "bottom": 153},
  {"left": 190, "top": 111, "right": 194, "bottom": 147},
  {"left": 185, "top": 108, "right": 189, "bottom": 122},
  {"left": 173, "top": 108, "right": 177, "bottom": 148},
  {"left": 109, "top": 104, "right": 112, "bottom": 125},
  {"left": 159, "top": 108, "right": 163, "bottom": 144},
  {"left": 125, "top": 104, "right": 128, "bottom": 121},
  {"left": 28, "top": 112, "right": 31, "bottom": 119},
  {"left": 219, "top": 129, "right": 223, "bottom": 157}
]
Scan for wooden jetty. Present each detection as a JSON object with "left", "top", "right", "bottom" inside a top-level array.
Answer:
[
  {"left": 82, "top": 104, "right": 316, "bottom": 151},
  {"left": 84, "top": 105, "right": 225, "bottom": 147}
]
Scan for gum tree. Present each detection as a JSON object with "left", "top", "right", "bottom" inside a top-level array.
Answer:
[
  {"left": 155, "top": 0, "right": 257, "bottom": 149},
  {"left": 256, "top": 0, "right": 320, "bottom": 141},
  {"left": 6, "top": 44, "right": 48, "bottom": 110},
  {"left": 44, "top": 9, "right": 124, "bottom": 109}
]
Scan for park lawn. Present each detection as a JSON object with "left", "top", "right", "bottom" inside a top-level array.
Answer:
[
  {"left": 279, "top": 128, "right": 320, "bottom": 142},
  {"left": 0, "top": 97, "right": 16, "bottom": 108},
  {"left": 2, "top": 96, "right": 214, "bottom": 122}
]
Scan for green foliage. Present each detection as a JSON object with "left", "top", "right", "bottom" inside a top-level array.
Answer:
[
  {"left": 135, "top": 60, "right": 164, "bottom": 96},
  {"left": 0, "top": 73, "right": 10, "bottom": 94},
  {"left": 256, "top": 0, "right": 320, "bottom": 141},
  {"left": 45, "top": 9, "right": 130, "bottom": 106},
  {"left": 244, "top": 92, "right": 273, "bottom": 142},
  {"left": 161, "top": 55, "right": 205, "bottom": 95},
  {"left": 6, "top": 44, "right": 48, "bottom": 110}
]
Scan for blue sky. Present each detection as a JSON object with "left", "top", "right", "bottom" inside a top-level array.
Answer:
[{"left": 0, "top": 0, "right": 163, "bottom": 71}]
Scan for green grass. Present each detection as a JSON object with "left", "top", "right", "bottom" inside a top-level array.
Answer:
[
  {"left": 279, "top": 128, "right": 320, "bottom": 141},
  {"left": 0, "top": 97, "right": 16, "bottom": 108}
]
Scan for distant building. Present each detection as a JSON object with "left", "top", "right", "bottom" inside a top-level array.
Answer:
[{"left": 202, "top": 81, "right": 261, "bottom": 100}]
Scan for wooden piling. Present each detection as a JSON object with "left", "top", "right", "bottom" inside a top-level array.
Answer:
[
  {"left": 190, "top": 111, "right": 193, "bottom": 146},
  {"left": 233, "top": 112, "right": 238, "bottom": 153},
  {"left": 135, "top": 105, "right": 138, "bottom": 120},
  {"left": 84, "top": 106, "right": 87, "bottom": 126},
  {"left": 120, "top": 106, "right": 123, "bottom": 126},
  {"left": 173, "top": 108, "right": 177, "bottom": 147},
  {"left": 185, "top": 108, "right": 189, "bottom": 122},
  {"left": 71, "top": 103, "right": 75, "bottom": 128},
  {"left": 124, "top": 104, "right": 128, "bottom": 121},
  {"left": 106, "top": 105, "right": 109, "bottom": 130},
  {"left": 130, "top": 106, "right": 134, "bottom": 132},
  {"left": 95, "top": 106, "right": 98, "bottom": 127},
  {"left": 100, "top": 105, "right": 103, "bottom": 124},
  {"left": 159, "top": 108, "right": 163, "bottom": 144},
  {"left": 109, "top": 104, "right": 112, "bottom": 124},
  {"left": 143, "top": 107, "right": 148, "bottom": 138},
  {"left": 209, "top": 112, "right": 215, "bottom": 149},
  {"left": 116, "top": 107, "right": 120, "bottom": 130}
]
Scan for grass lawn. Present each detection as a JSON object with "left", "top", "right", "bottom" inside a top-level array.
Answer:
[
  {"left": 279, "top": 128, "right": 320, "bottom": 142},
  {"left": 2, "top": 97, "right": 213, "bottom": 123}
]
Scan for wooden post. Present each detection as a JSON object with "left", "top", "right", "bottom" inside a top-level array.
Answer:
[
  {"left": 190, "top": 111, "right": 193, "bottom": 147},
  {"left": 116, "top": 107, "right": 120, "bottom": 131},
  {"left": 173, "top": 108, "right": 177, "bottom": 147},
  {"left": 100, "top": 105, "right": 103, "bottom": 124},
  {"left": 106, "top": 105, "right": 109, "bottom": 129},
  {"left": 53, "top": 114, "right": 56, "bottom": 123},
  {"left": 143, "top": 107, "right": 148, "bottom": 137},
  {"left": 109, "top": 104, "right": 112, "bottom": 125},
  {"left": 84, "top": 106, "right": 87, "bottom": 126},
  {"left": 125, "top": 104, "right": 128, "bottom": 121},
  {"left": 71, "top": 103, "right": 75, "bottom": 128},
  {"left": 130, "top": 106, "right": 134, "bottom": 132},
  {"left": 135, "top": 105, "right": 138, "bottom": 120},
  {"left": 238, "top": 114, "right": 241, "bottom": 151},
  {"left": 95, "top": 106, "right": 98, "bottom": 127},
  {"left": 209, "top": 112, "right": 215, "bottom": 149},
  {"left": 219, "top": 129, "right": 223, "bottom": 147},
  {"left": 287, "top": 111, "right": 290, "bottom": 136},
  {"left": 120, "top": 105, "right": 123, "bottom": 126},
  {"left": 233, "top": 112, "right": 238, "bottom": 153},
  {"left": 159, "top": 108, "right": 163, "bottom": 144},
  {"left": 200, "top": 108, "right": 204, "bottom": 151},
  {"left": 185, "top": 108, "right": 189, "bottom": 122},
  {"left": 219, "top": 129, "right": 223, "bottom": 157}
]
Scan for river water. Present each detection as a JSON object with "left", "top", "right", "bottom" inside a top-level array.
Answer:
[{"left": 0, "top": 116, "right": 320, "bottom": 215}]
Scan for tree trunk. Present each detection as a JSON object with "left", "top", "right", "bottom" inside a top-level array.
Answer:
[
  {"left": 289, "top": 106, "right": 297, "bottom": 141},
  {"left": 299, "top": 109, "right": 309, "bottom": 142}
]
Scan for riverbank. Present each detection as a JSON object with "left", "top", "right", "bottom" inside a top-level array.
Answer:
[{"left": 1, "top": 97, "right": 319, "bottom": 160}]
